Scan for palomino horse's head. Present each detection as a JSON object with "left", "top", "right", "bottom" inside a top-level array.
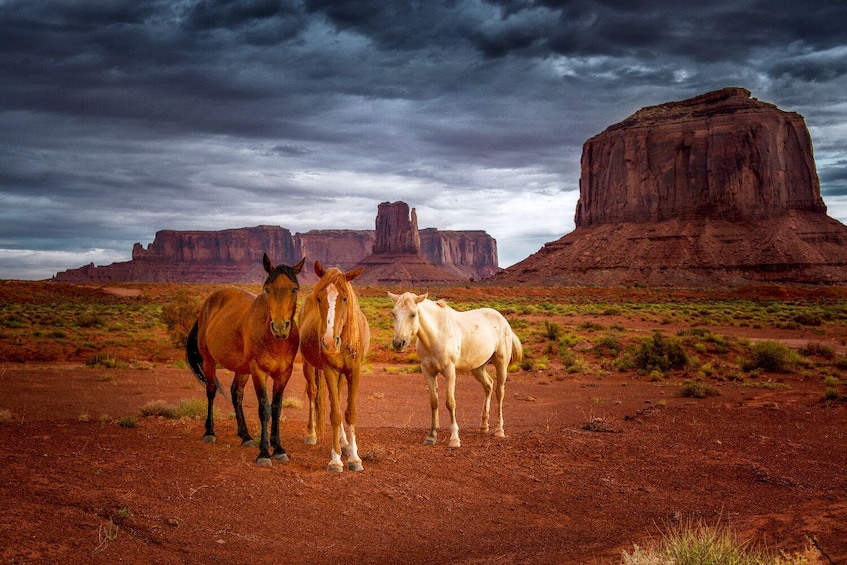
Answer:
[
  {"left": 262, "top": 254, "right": 305, "bottom": 341},
  {"left": 312, "top": 260, "right": 364, "bottom": 355},
  {"left": 388, "top": 291, "right": 428, "bottom": 353}
]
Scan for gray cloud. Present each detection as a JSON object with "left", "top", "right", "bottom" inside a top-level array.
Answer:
[{"left": 1, "top": 0, "right": 846, "bottom": 278}]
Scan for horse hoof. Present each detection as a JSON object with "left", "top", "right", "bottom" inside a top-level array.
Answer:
[
  {"left": 202, "top": 435, "right": 216, "bottom": 444},
  {"left": 423, "top": 437, "right": 436, "bottom": 446},
  {"left": 303, "top": 436, "right": 317, "bottom": 445},
  {"left": 272, "top": 452, "right": 289, "bottom": 462},
  {"left": 241, "top": 439, "right": 256, "bottom": 448},
  {"left": 480, "top": 426, "right": 490, "bottom": 434},
  {"left": 348, "top": 462, "right": 364, "bottom": 472},
  {"left": 448, "top": 439, "right": 461, "bottom": 448},
  {"left": 494, "top": 430, "right": 506, "bottom": 438},
  {"left": 327, "top": 463, "right": 343, "bottom": 473},
  {"left": 256, "top": 457, "right": 273, "bottom": 467}
]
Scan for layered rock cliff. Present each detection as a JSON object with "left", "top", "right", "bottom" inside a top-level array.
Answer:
[
  {"left": 52, "top": 202, "right": 499, "bottom": 284},
  {"left": 497, "top": 88, "right": 847, "bottom": 286}
]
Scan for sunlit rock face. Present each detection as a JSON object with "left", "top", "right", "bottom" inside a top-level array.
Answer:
[
  {"left": 496, "top": 88, "right": 847, "bottom": 286},
  {"left": 575, "top": 87, "right": 826, "bottom": 226}
]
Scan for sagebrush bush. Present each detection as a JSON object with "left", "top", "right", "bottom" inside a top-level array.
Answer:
[
  {"left": 634, "top": 332, "right": 688, "bottom": 373},
  {"left": 742, "top": 341, "right": 801, "bottom": 372}
]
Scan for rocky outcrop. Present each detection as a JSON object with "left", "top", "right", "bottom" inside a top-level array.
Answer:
[
  {"left": 52, "top": 202, "right": 500, "bottom": 284},
  {"left": 497, "top": 88, "right": 847, "bottom": 286},
  {"left": 575, "top": 87, "right": 826, "bottom": 226},
  {"left": 419, "top": 229, "right": 501, "bottom": 280},
  {"left": 354, "top": 202, "right": 467, "bottom": 285}
]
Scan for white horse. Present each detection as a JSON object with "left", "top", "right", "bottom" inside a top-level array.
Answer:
[{"left": 389, "top": 291, "right": 523, "bottom": 447}]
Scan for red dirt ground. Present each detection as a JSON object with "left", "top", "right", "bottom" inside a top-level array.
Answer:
[{"left": 1, "top": 285, "right": 846, "bottom": 564}]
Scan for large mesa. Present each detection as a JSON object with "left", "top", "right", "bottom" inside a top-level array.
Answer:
[{"left": 498, "top": 88, "right": 847, "bottom": 286}]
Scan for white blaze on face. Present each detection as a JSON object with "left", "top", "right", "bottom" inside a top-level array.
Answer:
[{"left": 323, "top": 283, "right": 338, "bottom": 346}]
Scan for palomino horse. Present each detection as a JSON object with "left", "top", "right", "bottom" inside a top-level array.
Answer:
[
  {"left": 299, "top": 261, "right": 370, "bottom": 472},
  {"left": 186, "top": 254, "right": 305, "bottom": 466},
  {"left": 389, "top": 291, "right": 522, "bottom": 448}
]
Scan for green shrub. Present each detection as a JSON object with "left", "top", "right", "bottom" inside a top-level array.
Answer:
[
  {"left": 634, "top": 332, "right": 688, "bottom": 373},
  {"left": 679, "top": 379, "right": 720, "bottom": 399},
  {"left": 742, "top": 341, "right": 801, "bottom": 372},
  {"left": 593, "top": 333, "right": 622, "bottom": 357},
  {"left": 543, "top": 321, "right": 561, "bottom": 341}
]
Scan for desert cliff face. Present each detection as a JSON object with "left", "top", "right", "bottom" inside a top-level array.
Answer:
[
  {"left": 575, "top": 88, "right": 826, "bottom": 226},
  {"left": 498, "top": 88, "right": 847, "bottom": 286},
  {"left": 53, "top": 203, "right": 499, "bottom": 284}
]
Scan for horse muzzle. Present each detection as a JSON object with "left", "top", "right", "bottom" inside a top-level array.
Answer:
[
  {"left": 270, "top": 320, "right": 292, "bottom": 340},
  {"left": 392, "top": 338, "right": 408, "bottom": 353},
  {"left": 321, "top": 335, "right": 342, "bottom": 354}
]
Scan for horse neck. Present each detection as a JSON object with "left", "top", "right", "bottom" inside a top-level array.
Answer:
[{"left": 413, "top": 300, "right": 440, "bottom": 350}]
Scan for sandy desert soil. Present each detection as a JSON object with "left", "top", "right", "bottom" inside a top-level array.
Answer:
[{"left": 0, "top": 282, "right": 846, "bottom": 564}]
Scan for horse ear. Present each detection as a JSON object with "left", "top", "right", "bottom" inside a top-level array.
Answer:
[
  {"left": 345, "top": 266, "right": 364, "bottom": 282},
  {"left": 388, "top": 292, "right": 400, "bottom": 303},
  {"left": 293, "top": 257, "right": 306, "bottom": 274},
  {"left": 314, "top": 260, "right": 325, "bottom": 277},
  {"left": 263, "top": 253, "right": 273, "bottom": 274},
  {"left": 416, "top": 293, "right": 428, "bottom": 303}
]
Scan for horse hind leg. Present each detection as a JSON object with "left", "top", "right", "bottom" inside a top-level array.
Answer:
[
  {"left": 230, "top": 373, "right": 255, "bottom": 447},
  {"left": 303, "top": 364, "right": 319, "bottom": 445},
  {"left": 471, "top": 365, "right": 494, "bottom": 434},
  {"left": 202, "top": 360, "right": 218, "bottom": 443},
  {"left": 493, "top": 357, "right": 509, "bottom": 438}
]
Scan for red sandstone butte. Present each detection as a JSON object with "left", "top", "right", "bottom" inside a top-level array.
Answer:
[{"left": 496, "top": 87, "right": 847, "bottom": 286}]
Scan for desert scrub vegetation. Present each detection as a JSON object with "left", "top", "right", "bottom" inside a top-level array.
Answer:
[
  {"left": 620, "top": 518, "right": 817, "bottom": 565},
  {"left": 741, "top": 341, "right": 803, "bottom": 373}
]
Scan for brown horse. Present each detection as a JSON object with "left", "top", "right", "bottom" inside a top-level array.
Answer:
[
  {"left": 299, "top": 261, "right": 370, "bottom": 472},
  {"left": 186, "top": 254, "right": 305, "bottom": 467}
]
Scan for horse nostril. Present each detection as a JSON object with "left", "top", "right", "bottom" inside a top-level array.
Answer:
[{"left": 335, "top": 336, "right": 341, "bottom": 349}]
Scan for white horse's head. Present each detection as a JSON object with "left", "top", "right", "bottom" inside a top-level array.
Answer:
[{"left": 388, "top": 291, "right": 427, "bottom": 352}]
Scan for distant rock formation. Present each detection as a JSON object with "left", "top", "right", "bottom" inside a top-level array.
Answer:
[
  {"left": 52, "top": 202, "right": 500, "bottom": 284},
  {"left": 497, "top": 87, "right": 847, "bottom": 286},
  {"left": 354, "top": 201, "right": 466, "bottom": 285}
]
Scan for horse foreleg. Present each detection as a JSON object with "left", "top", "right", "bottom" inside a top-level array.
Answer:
[
  {"left": 343, "top": 369, "right": 363, "bottom": 471},
  {"left": 303, "top": 363, "right": 319, "bottom": 445},
  {"left": 471, "top": 365, "right": 494, "bottom": 434},
  {"left": 250, "top": 372, "right": 273, "bottom": 467},
  {"left": 323, "top": 368, "right": 345, "bottom": 472},
  {"left": 444, "top": 366, "right": 460, "bottom": 448},
  {"left": 269, "top": 369, "right": 292, "bottom": 462},
  {"left": 423, "top": 369, "right": 439, "bottom": 445},
  {"left": 230, "top": 373, "right": 254, "bottom": 447}
]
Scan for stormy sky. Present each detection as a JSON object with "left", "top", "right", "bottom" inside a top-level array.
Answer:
[{"left": 2, "top": 0, "right": 846, "bottom": 280}]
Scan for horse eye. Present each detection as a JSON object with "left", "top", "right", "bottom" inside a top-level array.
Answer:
[{"left": 316, "top": 297, "right": 321, "bottom": 303}]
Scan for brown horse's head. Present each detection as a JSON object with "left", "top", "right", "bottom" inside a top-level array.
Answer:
[
  {"left": 262, "top": 254, "right": 305, "bottom": 341},
  {"left": 312, "top": 260, "right": 364, "bottom": 355}
]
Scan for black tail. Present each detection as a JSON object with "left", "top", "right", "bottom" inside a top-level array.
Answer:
[
  {"left": 185, "top": 320, "right": 227, "bottom": 399},
  {"left": 186, "top": 320, "right": 206, "bottom": 385}
]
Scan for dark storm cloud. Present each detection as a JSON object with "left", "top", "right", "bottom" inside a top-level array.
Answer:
[{"left": 1, "top": 0, "right": 847, "bottom": 278}]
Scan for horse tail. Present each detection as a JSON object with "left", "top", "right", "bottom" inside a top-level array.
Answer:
[
  {"left": 510, "top": 329, "right": 523, "bottom": 366},
  {"left": 185, "top": 319, "right": 228, "bottom": 400},
  {"left": 186, "top": 320, "right": 206, "bottom": 386}
]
